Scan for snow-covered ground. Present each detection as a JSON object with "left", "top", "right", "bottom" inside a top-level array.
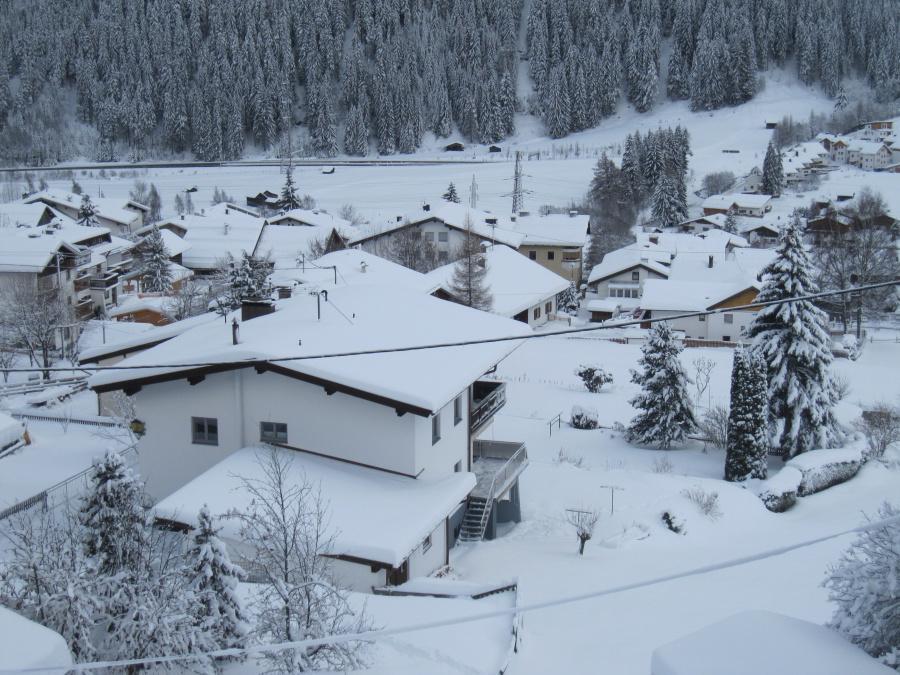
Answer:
[
  {"left": 447, "top": 334, "right": 900, "bottom": 675},
  {"left": 29, "top": 73, "right": 834, "bottom": 227}
]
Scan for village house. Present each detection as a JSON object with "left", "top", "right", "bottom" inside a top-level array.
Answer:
[
  {"left": 24, "top": 191, "right": 148, "bottom": 236},
  {"left": 426, "top": 244, "right": 570, "bottom": 327},
  {"left": 819, "top": 135, "right": 894, "bottom": 170},
  {"left": 857, "top": 119, "right": 895, "bottom": 142},
  {"left": 702, "top": 194, "right": 773, "bottom": 218},
  {"left": 510, "top": 211, "right": 590, "bottom": 285},
  {"left": 253, "top": 220, "right": 350, "bottom": 280},
  {"left": 0, "top": 214, "right": 135, "bottom": 327},
  {"left": 87, "top": 286, "right": 531, "bottom": 591},
  {"left": 245, "top": 190, "right": 280, "bottom": 213}
]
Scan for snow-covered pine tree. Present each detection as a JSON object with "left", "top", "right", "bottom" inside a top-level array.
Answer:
[
  {"left": 313, "top": 85, "right": 339, "bottom": 158},
  {"left": 651, "top": 172, "right": 686, "bottom": 227},
  {"left": 448, "top": 219, "right": 492, "bottom": 312},
  {"left": 137, "top": 226, "right": 173, "bottom": 293},
  {"left": 71, "top": 180, "right": 83, "bottom": 195},
  {"left": 442, "top": 182, "right": 460, "bottom": 203},
  {"left": 747, "top": 213, "right": 841, "bottom": 457},
  {"left": 833, "top": 86, "right": 849, "bottom": 113},
  {"left": 343, "top": 103, "right": 368, "bottom": 156},
  {"left": 824, "top": 502, "right": 900, "bottom": 669},
  {"left": 723, "top": 209, "right": 738, "bottom": 234},
  {"left": 280, "top": 161, "right": 300, "bottom": 211},
  {"left": 77, "top": 194, "right": 99, "bottom": 226},
  {"left": 79, "top": 450, "right": 149, "bottom": 575},
  {"left": 544, "top": 65, "right": 571, "bottom": 139},
  {"left": 621, "top": 133, "right": 644, "bottom": 204},
  {"left": 557, "top": 283, "right": 579, "bottom": 314},
  {"left": 187, "top": 505, "right": 250, "bottom": 653},
  {"left": 666, "top": 0, "right": 695, "bottom": 100},
  {"left": 724, "top": 348, "right": 769, "bottom": 481},
  {"left": 627, "top": 322, "right": 697, "bottom": 449},
  {"left": 146, "top": 184, "right": 162, "bottom": 223},
  {"left": 761, "top": 140, "right": 784, "bottom": 196}
]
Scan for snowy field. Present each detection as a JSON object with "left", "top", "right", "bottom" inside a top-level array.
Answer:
[
  {"left": 445, "top": 334, "right": 900, "bottom": 675},
  {"left": 26, "top": 73, "right": 835, "bottom": 226}
]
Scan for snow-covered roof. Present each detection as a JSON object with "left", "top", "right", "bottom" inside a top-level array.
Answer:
[
  {"left": 847, "top": 139, "right": 890, "bottom": 154},
  {"left": 267, "top": 208, "right": 352, "bottom": 230},
  {"left": 0, "top": 201, "right": 59, "bottom": 228},
  {"left": 651, "top": 610, "right": 893, "bottom": 675},
  {"left": 25, "top": 190, "right": 146, "bottom": 226},
  {"left": 426, "top": 245, "right": 570, "bottom": 318},
  {"left": 702, "top": 193, "right": 772, "bottom": 210},
  {"left": 148, "top": 228, "right": 192, "bottom": 258},
  {"left": 0, "top": 220, "right": 112, "bottom": 272},
  {"left": 158, "top": 203, "right": 266, "bottom": 270},
  {"left": 79, "top": 311, "right": 221, "bottom": 363},
  {"left": 587, "top": 248, "right": 673, "bottom": 285},
  {"left": 155, "top": 446, "right": 474, "bottom": 566},
  {"left": 0, "top": 607, "right": 73, "bottom": 672},
  {"left": 353, "top": 203, "right": 525, "bottom": 249},
  {"left": 254, "top": 223, "right": 344, "bottom": 273},
  {"left": 639, "top": 279, "right": 757, "bottom": 312},
  {"left": 276, "top": 249, "right": 442, "bottom": 294},
  {"left": 636, "top": 230, "right": 749, "bottom": 253},
  {"left": 89, "top": 285, "right": 530, "bottom": 414},
  {"left": 511, "top": 212, "right": 589, "bottom": 247},
  {"left": 585, "top": 297, "right": 639, "bottom": 312}
]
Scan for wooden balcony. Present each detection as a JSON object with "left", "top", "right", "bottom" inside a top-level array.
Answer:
[
  {"left": 470, "top": 380, "right": 506, "bottom": 432},
  {"left": 89, "top": 272, "right": 119, "bottom": 290}
]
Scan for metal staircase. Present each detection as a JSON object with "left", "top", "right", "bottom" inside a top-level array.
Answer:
[{"left": 458, "top": 496, "right": 492, "bottom": 543}]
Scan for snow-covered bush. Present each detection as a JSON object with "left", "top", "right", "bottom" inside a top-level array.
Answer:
[
  {"left": 661, "top": 511, "right": 686, "bottom": 534},
  {"left": 652, "top": 456, "right": 674, "bottom": 474},
  {"left": 564, "top": 508, "right": 600, "bottom": 555},
  {"left": 555, "top": 448, "right": 585, "bottom": 468},
  {"left": 787, "top": 448, "right": 862, "bottom": 497},
  {"left": 557, "top": 283, "right": 580, "bottom": 314},
  {"left": 570, "top": 405, "right": 599, "bottom": 430},
  {"left": 681, "top": 486, "right": 722, "bottom": 520},
  {"left": 841, "top": 334, "right": 860, "bottom": 361},
  {"left": 854, "top": 404, "right": 900, "bottom": 461},
  {"left": 824, "top": 503, "right": 900, "bottom": 669},
  {"left": 575, "top": 365, "right": 613, "bottom": 393},
  {"left": 755, "top": 467, "right": 802, "bottom": 513},
  {"left": 698, "top": 405, "right": 729, "bottom": 451}
]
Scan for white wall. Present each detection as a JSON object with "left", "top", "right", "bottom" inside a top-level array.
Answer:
[
  {"left": 590, "top": 267, "right": 666, "bottom": 296},
  {"left": 652, "top": 309, "right": 756, "bottom": 342},
  {"left": 408, "top": 519, "right": 448, "bottom": 579},
  {"left": 413, "top": 393, "right": 469, "bottom": 478},
  {"left": 330, "top": 557, "right": 388, "bottom": 593}
]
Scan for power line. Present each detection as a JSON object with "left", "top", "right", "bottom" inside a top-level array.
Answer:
[
  {"left": 3, "top": 279, "right": 897, "bottom": 375},
  {"left": 8, "top": 511, "right": 899, "bottom": 674}
]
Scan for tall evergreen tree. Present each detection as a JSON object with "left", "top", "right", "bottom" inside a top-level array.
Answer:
[
  {"left": 724, "top": 349, "right": 769, "bottom": 481},
  {"left": 627, "top": 322, "right": 697, "bottom": 449},
  {"left": 280, "top": 162, "right": 300, "bottom": 210},
  {"left": 747, "top": 214, "right": 841, "bottom": 457},
  {"left": 448, "top": 220, "right": 492, "bottom": 311},
  {"left": 77, "top": 194, "right": 99, "bottom": 226},
  {"left": 442, "top": 182, "right": 461, "bottom": 203},
  {"left": 187, "top": 505, "right": 250, "bottom": 653},
  {"left": 762, "top": 140, "right": 784, "bottom": 196},
  {"left": 343, "top": 103, "right": 368, "bottom": 156},
  {"left": 651, "top": 172, "right": 685, "bottom": 227},
  {"left": 137, "top": 226, "right": 173, "bottom": 293}
]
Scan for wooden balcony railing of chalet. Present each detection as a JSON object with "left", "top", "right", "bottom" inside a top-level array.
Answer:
[{"left": 470, "top": 380, "right": 506, "bottom": 432}]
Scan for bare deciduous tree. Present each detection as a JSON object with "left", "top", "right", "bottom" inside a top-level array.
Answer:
[
  {"left": 231, "top": 449, "right": 370, "bottom": 672},
  {"left": 854, "top": 403, "right": 900, "bottom": 461},
  {"left": 163, "top": 280, "right": 204, "bottom": 322},
  {"left": 692, "top": 356, "right": 716, "bottom": 409},
  {"left": 0, "top": 279, "right": 71, "bottom": 380},
  {"left": 565, "top": 508, "right": 600, "bottom": 555},
  {"left": 378, "top": 226, "right": 438, "bottom": 273}
]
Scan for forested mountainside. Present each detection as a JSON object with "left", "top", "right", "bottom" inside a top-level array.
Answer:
[{"left": 0, "top": 0, "right": 897, "bottom": 165}]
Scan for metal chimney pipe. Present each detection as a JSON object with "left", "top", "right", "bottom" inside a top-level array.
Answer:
[{"left": 232, "top": 318, "right": 239, "bottom": 345}]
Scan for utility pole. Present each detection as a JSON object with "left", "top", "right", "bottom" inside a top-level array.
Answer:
[{"left": 511, "top": 150, "right": 524, "bottom": 214}]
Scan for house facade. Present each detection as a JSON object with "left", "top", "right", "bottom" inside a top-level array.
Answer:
[
  {"left": 702, "top": 194, "right": 773, "bottom": 218},
  {"left": 25, "top": 191, "right": 148, "bottom": 236},
  {"left": 88, "top": 287, "right": 530, "bottom": 592},
  {"left": 512, "top": 211, "right": 589, "bottom": 284},
  {"left": 639, "top": 281, "right": 760, "bottom": 342}
]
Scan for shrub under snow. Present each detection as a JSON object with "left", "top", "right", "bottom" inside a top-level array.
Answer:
[
  {"left": 786, "top": 448, "right": 862, "bottom": 497},
  {"left": 570, "top": 405, "right": 599, "bottom": 430},
  {"left": 754, "top": 466, "right": 802, "bottom": 513},
  {"left": 575, "top": 365, "right": 613, "bottom": 393}
]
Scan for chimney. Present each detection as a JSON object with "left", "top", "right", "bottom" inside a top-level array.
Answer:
[
  {"left": 396, "top": 215, "right": 402, "bottom": 222},
  {"left": 225, "top": 208, "right": 229, "bottom": 215},
  {"left": 708, "top": 255, "right": 714, "bottom": 268},
  {"left": 485, "top": 217, "right": 497, "bottom": 225},
  {"left": 423, "top": 203, "right": 431, "bottom": 212},
  {"left": 231, "top": 318, "right": 240, "bottom": 345},
  {"left": 241, "top": 299, "right": 275, "bottom": 322}
]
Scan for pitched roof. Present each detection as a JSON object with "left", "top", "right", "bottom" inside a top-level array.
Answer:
[
  {"left": 639, "top": 278, "right": 758, "bottom": 312},
  {"left": 267, "top": 208, "right": 352, "bottom": 230},
  {"left": 156, "top": 203, "right": 266, "bottom": 270},
  {"left": 702, "top": 193, "right": 773, "bottom": 210},
  {"left": 88, "top": 285, "right": 530, "bottom": 414},
  {"left": 25, "top": 190, "right": 146, "bottom": 226},
  {"left": 155, "top": 446, "right": 475, "bottom": 567},
  {"left": 280, "top": 248, "right": 442, "bottom": 294},
  {"left": 426, "top": 244, "right": 570, "bottom": 318},
  {"left": 0, "top": 220, "right": 112, "bottom": 272},
  {"left": 254, "top": 223, "right": 345, "bottom": 275},
  {"left": 587, "top": 248, "right": 672, "bottom": 284},
  {"left": 78, "top": 311, "right": 221, "bottom": 363},
  {"left": 0, "top": 201, "right": 59, "bottom": 228},
  {"left": 511, "top": 212, "right": 589, "bottom": 247}
]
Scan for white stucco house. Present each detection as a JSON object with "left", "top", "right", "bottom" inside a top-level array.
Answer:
[
  {"left": 88, "top": 286, "right": 531, "bottom": 591},
  {"left": 426, "top": 244, "right": 570, "bottom": 326},
  {"left": 702, "top": 194, "right": 773, "bottom": 218}
]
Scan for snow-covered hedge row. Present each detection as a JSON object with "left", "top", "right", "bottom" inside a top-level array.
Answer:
[
  {"left": 786, "top": 448, "right": 863, "bottom": 497},
  {"left": 755, "top": 467, "right": 802, "bottom": 513},
  {"left": 570, "top": 405, "right": 599, "bottom": 430}
]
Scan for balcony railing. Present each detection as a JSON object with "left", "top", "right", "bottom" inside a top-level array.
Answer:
[
  {"left": 73, "top": 276, "right": 91, "bottom": 292},
  {"left": 472, "top": 439, "right": 528, "bottom": 500},
  {"left": 470, "top": 380, "right": 506, "bottom": 432},
  {"left": 89, "top": 273, "right": 119, "bottom": 290}
]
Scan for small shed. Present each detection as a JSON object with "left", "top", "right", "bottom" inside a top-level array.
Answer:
[{"left": 445, "top": 142, "right": 465, "bottom": 152}]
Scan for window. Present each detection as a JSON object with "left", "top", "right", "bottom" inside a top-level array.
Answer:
[
  {"left": 192, "top": 417, "right": 218, "bottom": 445},
  {"left": 260, "top": 421, "right": 288, "bottom": 444},
  {"left": 454, "top": 460, "right": 462, "bottom": 473},
  {"left": 547, "top": 251, "right": 555, "bottom": 260},
  {"left": 698, "top": 315, "right": 706, "bottom": 322},
  {"left": 528, "top": 250, "right": 537, "bottom": 260},
  {"left": 438, "top": 231, "right": 448, "bottom": 243},
  {"left": 545, "top": 301, "right": 552, "bottom": 315},
  {"left": 533, "top": 306, "right": 541, "bottom": 320},
  {"left": 454, "top": 395, "right": 462, "bottom": 425},
  {"left": 631, "top": 270, "right": 640, "bottom": 281},
  {"left": 724, "top": 313, "right": 734, "bottom": 324},
  {"left": 432, "top": 412, "right": 441, "bottom": 445},
  {"left": 422, "top": 534, "right": 432, "bottom": 553},
  {"left": 423, "top": 232, "right": 434, "bottom": 242},
  {"left": 723, "top": 335, "right": 731, "bottom": 342}
]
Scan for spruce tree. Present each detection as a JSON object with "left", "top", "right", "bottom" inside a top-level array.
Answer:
[
  {"left": 651, "top": 173, "right": 686, "bottom": 227},
  {"left": 80, "top": 450, "right": 149, "bottom": 576},
  {"left": 448, "top": 220, "right": 492, "bottom": 311},
  {"left": 343, "top": 103, "right": 368, "bottom": 156},
  {"left": 761, "top": 140, "right": 784, "bottom": 196},
  {"left": 280, "top": 162, "right": 300, "bottom": 211},
  {"left": 137, "top": 225, "right": 173, "bottom": 293},
  {"left": 187, "top": 505, "right": 250, "bottom": 653},
  {"left": 544, "top": 65, "right": 571, "bottom": 139},
  {"left": 77, "top": 194, "right": 99, "bottom": 226},
  {"left": 627, "top": 322, "right": 697, "bottom": 449},
  {"left": 442, "top": 182, "right": 460, "bottom": 203},
  {"left": 724, "top": 348, "right": 769, "bottom": 481},
  {"left": 747, "top": 214, "right": 841, "bottom": 457},
  {"left": 723, "top": 209, "right": 738, "bottom": 234}
]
